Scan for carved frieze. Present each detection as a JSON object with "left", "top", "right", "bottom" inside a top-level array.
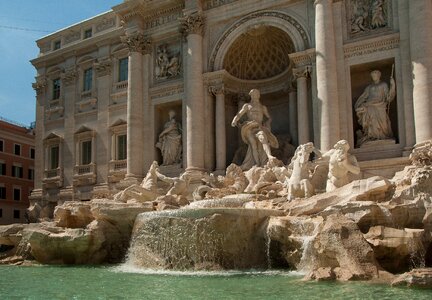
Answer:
[
  {"left": 121, "top": 32, "right": 152, "bottom": 55},
  {"left": 155, "top": 44, "right": 181, "bottom": 80},
  {"left": 180, "top": 12, "right": 205, "bottom": 36},
  {"left": 347, "top": 0, "right": 392, "bottom": 39},
  {"left": 344, "top": 34, "right": 399, "bottom": 59},
  {"left": 64, "top": 31, "right": 81, "bottom": 44}
]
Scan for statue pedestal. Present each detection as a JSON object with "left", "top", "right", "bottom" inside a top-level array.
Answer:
[
  {"left": 359, "top": 139, "right": 396, "bottom": 149},
  {"left": 158, "top": 163, "right": 183, "bottom": 177},
  {"left": 354, "top": 139, "right": 402, "bottom": 161}
]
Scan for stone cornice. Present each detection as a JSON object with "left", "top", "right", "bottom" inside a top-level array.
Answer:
[
  {"left": 180, "top": 12, "right": 205, "bottom": 36},
  {"left": 343, "top": 33, "right": 399, "bottom": 59},
  {"left": 121, "top": 32, "right": 152, "bottom": 55},
  {"left": 288, "top": 49, "right": 316, "bottom": 68}
]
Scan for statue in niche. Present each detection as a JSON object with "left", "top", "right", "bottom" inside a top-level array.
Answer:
[
  {"left": 156, "top": 110, "right": 182, "bottom": 166},
  {"left": 155, "top": 45, "right": 181, "bottom": 79},
  {"left": 320, "top": 140, "right": 360, "bottom": 192},
  {"left": 354, "top": 68, "right": 395, "bottom": 147},
  {"left": 231, "top": 89, "right": 279, "bottom": 170},
  {"left": 371, "top": 0, "right": 386, "bottom": 29}
]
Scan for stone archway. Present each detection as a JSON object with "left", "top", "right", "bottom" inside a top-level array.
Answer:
[{"left": 209, "top": 10, "right": 310, "bottom": 72}]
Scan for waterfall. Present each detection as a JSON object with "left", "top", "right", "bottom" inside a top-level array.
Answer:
[{"left": 297, "top": 219, "right": 321, "bottom": 273}]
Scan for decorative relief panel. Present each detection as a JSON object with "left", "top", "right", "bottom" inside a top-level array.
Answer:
[
  {"left": 64, "top": 31, "right": 81, "bottom": 45},
  {"left": 96, "top": 17, "right": 116, "bottom": 33},
  {"left": 347, "top": 0, "right": 392, "bottom": 39},
  {"left": 155, "top": 43, "right": 181, "bottom": 81}
]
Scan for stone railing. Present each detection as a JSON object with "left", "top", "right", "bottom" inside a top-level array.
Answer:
[
  {"left": 74, "top": 163, "right": 95, "bottom": 175},
  {"left": 109, "top": 159, "right": 127, "bottom": 172},
  {"left": 81, "top": 90, "right": 92, "bottom": 99},
  {"left": 43, "top": 167, "right": 63, "bottom": 189},
  {"left": 115, "top": 81, "right": 128, "bottom": 91},
  {"left": 44, "top": 168, "right": 61, "bottom": 179}
]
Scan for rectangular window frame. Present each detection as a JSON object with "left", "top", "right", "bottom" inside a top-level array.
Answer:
[
  {"left": 81, "top": 139, "right": 92, "bottom": 165},
  {"left": 84, "top": 28, "right": 92, "bottom": 39},
  {"left": 0, "top": 139, "right": 3, "bottom": 152},
  {"left": 83, "top": 68, "right": 93, "bottom": 92},
  {"left": 0, "top": 161, "right": 6, "bottom": 176},
  {"left": 13, "top": 209, "right": 20, "bottom": 219},
  {"left": 28, "top": 168, "right": 35, "bottom": 180},
  {"left": 30, "top": 147, "right": 35, "bottom": 159},
  {"left": 13, "top": 187, "right": 21, "bottom": 201},
  {"left": 0, "top": 185, "right": 6, "bottom": 199},
  {"left": 50, "top": 145, "right": 60, "bottom": 170},
  {"left": 117, "top": 134, "right": 127, "bottom": 160},
  {"left": 14, "top": 143, "right": 21, "bottom": 156},
  {"left": 118, "top": 57, "right": 128, "bottom": 82},
  {"left": 53, "top": 40, "right": 61, "bottom": 50},
  {"left": 52, "top": 78, "right": 61, "bottom": 100}
]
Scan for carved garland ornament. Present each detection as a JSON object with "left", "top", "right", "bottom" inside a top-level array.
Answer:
[
  {"left": 121, "top": 32, "right": 152, "bottom": 55},
  {"left": 180, "top": 13, "right": 205, "bottom": 36}
]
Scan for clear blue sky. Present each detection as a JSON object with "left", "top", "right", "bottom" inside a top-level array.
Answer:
[{"left": 0, "top": 0, "right": 121, "bottom": 126}]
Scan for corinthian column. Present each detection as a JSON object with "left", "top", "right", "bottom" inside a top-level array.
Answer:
[
  {"left": 181, "top": 12, "right": 205, "bottom": 173},
  {"left": 315, "top": 0, "right": 340, "bottom": 151},
  {"left": 121, "top": 32, "right": 152, "bottom": 180},
  {"left": 294, "top": 67, "right": 311, "bottom": 145},
  {"left": 409, "top": 1, "right": 432, "bottom": 143},
  {"left": 211, "top": 85, "right": 226, "bottom": 172}
]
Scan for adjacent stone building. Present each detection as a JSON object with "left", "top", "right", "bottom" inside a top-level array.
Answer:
[
  {"left": 30, "top": 0, "right": 432, "bottom": 204},
  {"left": 0, "top": 118, "right": 35, "bottom": 225}
]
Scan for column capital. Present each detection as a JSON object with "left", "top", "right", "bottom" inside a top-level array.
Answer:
[
  {"left": 121, "top": 32, "right": 152, "bottom": 55},
  {"left": 314, "top": 0, "right": 334, "bottom": 5},
  {"left": 293, "top": 66, "right": 311, "bottom": 80},
  {"left": 209, "top": 84, "right": 225, "bottom": 96},
  {"left": 180, "top": 12, "right": 205, "bottom": 36},
  {"left": 32, "top": 76, "right": 47, "bottom": 95}
]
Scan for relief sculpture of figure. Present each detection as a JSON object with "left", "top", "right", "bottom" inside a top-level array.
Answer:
[
  {"left": 371, "top": 0, "right": 386, "bottom": 29},
  {"left": 155, "top": 45, "right": 181, "bottom": 79},
  {"left": 321, "top": 140, "right": 360, "bottom": 192},
  {"left": 156, "top": 110, "right": 182, "bottom": 166},
  {"left": 231, "top": 89, "right": 279, "bottom": 170},
  {"left": 354, "top": 68, "right": 395, "bottom": 147}
]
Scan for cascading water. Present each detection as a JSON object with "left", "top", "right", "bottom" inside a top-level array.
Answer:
[{"left": 125, "top": 208, "right": 284, "bottom": 271}]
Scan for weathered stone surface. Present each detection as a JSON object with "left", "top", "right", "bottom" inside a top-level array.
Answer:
[
  {"left": 304, "top": 215, "right": 381, "bottom": 281},
  {"left": 392, "top": 268, "right": 432, "bottom": 288},
  {"left": 284, "top": 176, "right": 393, "bottom": 216},
  {"left": 127, "top": 208, "right": 284, "bottom": 270},
  {"left": 54, "top": 201, "right": 94, "bottom": 228},
  {"left": 364, "top": 226, "right": 427, "bottom": 274}
]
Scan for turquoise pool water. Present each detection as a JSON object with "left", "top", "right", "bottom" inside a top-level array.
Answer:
[{"left": 0, "top": 265, "right": 430, "bottom": 299}]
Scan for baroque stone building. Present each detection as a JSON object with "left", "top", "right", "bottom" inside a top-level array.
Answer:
[{"left": 30, "top": 0, "right": 432, "bottom": 203}]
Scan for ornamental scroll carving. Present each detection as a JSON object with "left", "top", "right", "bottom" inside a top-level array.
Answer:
[
  {"left": 32, "top": 76, "right": 47, "bottom": 95},
  {"left": 121, "top": 32, "right": 152, "bottom": 55},
  {"left": 348, "top": 0, "right": 391, "bottom": 37},
  {"left": 61, "top": 67, "right": 77, "bottom": 86},
  {"left": 180, "top": 12, "right": 204, "bottom": 36},
  {"left": 94, "top": 57, "right": 112, "bottom": 77}
]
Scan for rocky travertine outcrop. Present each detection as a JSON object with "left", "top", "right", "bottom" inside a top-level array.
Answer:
[
  {"left": 392, "top": 268, "right": 432, "bottom": 288},
  {"left": 0, "top": 199, "right": 153, "bottom": 265}
]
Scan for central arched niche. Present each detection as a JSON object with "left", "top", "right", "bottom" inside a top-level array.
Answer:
[
  {"left": 222, "top": 25, "right": 298, "bottom": 165},
  {"left": 223, "top": 26, "right": 294, "bottom": 80}
]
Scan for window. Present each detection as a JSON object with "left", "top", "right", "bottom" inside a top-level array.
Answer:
[
  {"left": 50, "top": 145, "right": 59, "bottom": 170},
  {"left": 28, "top": 168, "right": 34, "bottom": 180},
  {"left": 117, "top": 134, "right": 127, "bottom": 160},
  {"left": 13, "top": 188, "right": 20, "bottom": 201},
  {"left": 12, "top": 165, "right": 23, "bottom": 178},
  {"left": 14, "top": 144, "right": 21, "bottom": 156},
  {"left": 0, "top": 209, "right": 2, "bottom": 218},
  {"left": 13, "top": 209, "right": 20, "bottom": 219},
  {"left": 52, "top": 78, "right": 61, "bottom": 100},
  {"left": 84, "top": 28, "right": 92, "bottom": 39},
  {"left": 30, "top": 148, "right": 35, "bottom": 159},
  {"left": 81, "top": 140, "right": 92, "bottom": 165},
  {"left": 118, "top": 58, "right": 128, "bottom": 82},
  {"left": 53, "top": 40, "right": 61, "bottom": 50},
  {"left": 83, "top": 68, "right": 93, "bottom": 91},
  {"left": 0, "top": 140, "right": 3, "bottom": 152},
  {"left": 0, "top": 162, "right": 6, "bottom": 175},
  {"left": 0, "top": 187, "right": 5, "bottom": 199}
]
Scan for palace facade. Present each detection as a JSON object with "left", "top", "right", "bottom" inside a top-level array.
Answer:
[{"left": 30, "top": 0, "right": 432, "bottom": 204}]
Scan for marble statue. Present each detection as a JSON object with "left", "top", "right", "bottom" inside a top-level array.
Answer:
[
  {"left": 156, "top": 110, "right": 182, "bottom": 166},
  {"left": 231, "top": 89, "right": 279, "bottom": 170},
  {"left": 113, "top": 161, "right": 160, "bottom": 202},
  {"left": 321, "top": 140, "right": 360, "bottom": 192},
  {"left": 285, "top": 142, "right": 320, "bottom": 200},
  {"left": 354, "top": 69, "right": 396, "bottom": 146},
  {"left": 156, "top": 171, "right": 191, "bottom": 199},
  {"left": 155, "top": 45, "right": 181, "bottom": 79}
]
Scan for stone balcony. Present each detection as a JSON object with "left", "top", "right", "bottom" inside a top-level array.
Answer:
[
  {"left": 43, "top": 167, "right": 64, "bottom": 189},
  {"left": 108, "top": 159, "right": 127, "bottom": 183},
  {"left": 73, "top": 163, "right": 97, "bottom": 186}
]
